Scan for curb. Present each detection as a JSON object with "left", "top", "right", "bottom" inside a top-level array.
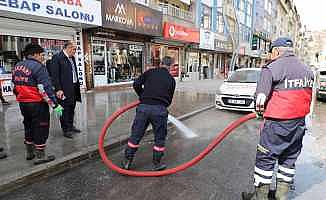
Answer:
[{"left": 0, "top": 104, "right": 214, "bottom": 196}]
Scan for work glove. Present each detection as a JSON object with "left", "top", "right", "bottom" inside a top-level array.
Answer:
[
  {"left": 255, "top": 111, "right": 263, "bottom": 120},
  {"left": 53, "top": 104, "right": 64, "bottom": 117},
  {"left": 255, "top": 93, "right": 266, "bottom": 120}
]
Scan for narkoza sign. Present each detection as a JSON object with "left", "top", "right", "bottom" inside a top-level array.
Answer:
[
  {"left": 163, "top": 23, "right": 199, "bottom": 43},
  {"left": 103, "top": 0, "right": 162, "bottom": 36},
  {"left": 0, "top": 0, "right": 101, "bottom": 25}
]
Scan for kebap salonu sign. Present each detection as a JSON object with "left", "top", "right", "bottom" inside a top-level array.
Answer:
[
  {"left": 103, "top": 0, "right": 163, "bottom": 36},
  {"left": 0, "top": 0, "right": 102, "bottom": 25}
]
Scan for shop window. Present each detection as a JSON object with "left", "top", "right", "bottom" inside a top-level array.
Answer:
[
  {"left": 187, "top": 52, "right": 199, "bottom": 73},
  {"left": 40, "top": 39, "right": 66, "bottom": 62},
  {"left": 0, "top": 35, "right": 65, "bottom": 74},
  {"left": 217, "top": 12, "right": 224, "bottom": 33},
  {"left": 167, "top": 47, "right": 179, "bottom": 77},
  {"left": 106, "top": 42, "right": 143, "bottom": 83}
]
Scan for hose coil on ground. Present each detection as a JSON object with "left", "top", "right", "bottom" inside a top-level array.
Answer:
[{"left": 98, "top": 101, "right": 256, "bottom": 177}]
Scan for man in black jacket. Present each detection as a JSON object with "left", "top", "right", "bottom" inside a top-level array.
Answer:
[
  {"left": 48, "top": 41, "right": 81, "bottom": 139},
  {"left": 122, "top": 57, "right": 176, "bottom": 171}
]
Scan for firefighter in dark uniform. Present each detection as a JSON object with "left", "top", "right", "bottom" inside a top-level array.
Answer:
[
  {"left": 12, "top": 44, "right": 63, "bottom": 165},
  {"left": 242, "top": 37, "right": 314, "bottom": 200},
  {"left": 121, "top": 57, "right": 176, "bottom": 171}
]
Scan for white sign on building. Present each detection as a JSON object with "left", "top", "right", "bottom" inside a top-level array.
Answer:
[
  {"left": 75, "top": 29, "right": 86, "bottom": 89},
  {"left": 200, "top": 29, "right": 215, "bottom": 50},
  {"left": 0, "top": 0, "right": 102, "bottom": 25}
]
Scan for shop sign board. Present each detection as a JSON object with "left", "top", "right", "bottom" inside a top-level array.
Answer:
[
  {"left": 74, "top": 30, "right": 86, "bottom": 89},
  {"left": 163, "top": 22, "right": 200, "bottom": 43},
  {"left": 0, "top": 74, "right": 13, "bottom": 96},
  {"left": 199, "top": 29, "right": 214, "bottom": 50},
  {"left": 0, "top": 0, "right": 101, "bottom": 25},
  {"left": 103, "top": 0, "right": 163, "bottom": 36}
]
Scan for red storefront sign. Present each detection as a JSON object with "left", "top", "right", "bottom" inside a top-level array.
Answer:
[{"left": 163, "top": 22, "right": 199, "bottom": 43}]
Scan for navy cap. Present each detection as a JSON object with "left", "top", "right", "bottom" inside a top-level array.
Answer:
[{"left": 269, "top": 37, "right": 293, "bottom": 52}]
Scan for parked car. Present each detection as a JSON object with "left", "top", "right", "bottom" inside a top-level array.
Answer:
[
  {"left": 317, "top": 67, "right": 326, "bottom": 100},
  {"left": 215, "top": 68, "right": 261, "bottom": 111}
]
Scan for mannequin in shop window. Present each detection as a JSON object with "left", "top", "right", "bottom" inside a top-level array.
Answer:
[
  {"left": 121, "top": 49, "right": 131, "bottom": 80},
  {"left": 110, "top": 50, "right": 118, "bottom": 82},
  {"left": 128, "top": 52, "right": 137, "bottom": 78}
]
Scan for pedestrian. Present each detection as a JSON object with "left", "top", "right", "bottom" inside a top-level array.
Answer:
[
  {"left": 121, "top": 56, "right": 176, "bottom": 171},
  {"left": 12, "top": 43, "right": 63, "bottom": 165},
  {"left": 48, "top": 41, "right": 81, "bottom": 139},
  {"left": 242, "top": 37, "right": 314, "bottom": 200}
]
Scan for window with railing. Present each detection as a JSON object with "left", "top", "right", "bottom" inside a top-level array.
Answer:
[
  {"left": 158, "top": 2, "right": 193, "bottom": 22},
  {"left": 217, "top": 10, "right": 224, "bottom": 33}
]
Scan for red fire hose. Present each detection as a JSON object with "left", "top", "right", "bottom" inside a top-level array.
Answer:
[{"left": 98, "top": 100, "right": 256, "bottom": 177}]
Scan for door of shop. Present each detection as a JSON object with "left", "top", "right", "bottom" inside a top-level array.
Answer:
[{"left": 92, "top": 42, "right": 107, "bottom": 87}]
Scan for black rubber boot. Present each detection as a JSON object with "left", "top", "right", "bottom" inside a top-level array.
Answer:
[
  {"left": 152, "top": 150, "right": 167, "bottom": 171},
  {"left": 122, "top": 146, "right": 138, "bottom": 170},
  {"left": 275, "top": 181, "right": 290, "bottom": 200},
  {"left": 121, "top": 157, "right": 134, "bottom": 170},
  {"left": 242, "top": 184, "right": 270, "bottom": 200},
  {"left": 0, "top": 151, "right": 7, "bottom": 159},
  {"left": 34, "top": 149, "right": 55, "bottom": 165},
  {"left": 25, "top": 144, "right": 35, "bottom": 160}
]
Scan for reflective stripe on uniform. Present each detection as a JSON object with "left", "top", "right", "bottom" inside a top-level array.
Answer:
[
  {"left": 254, "top": 174, "right": 272, "bottom": 186},
  {"left": 127, "top": 141, "right": 140, "bottom": 148},
  {"left": 279, "top": 165, "right": 295, "bottom": 175},
  {"left": 153, "top": 146, "right": 165, "bottom": 152}
]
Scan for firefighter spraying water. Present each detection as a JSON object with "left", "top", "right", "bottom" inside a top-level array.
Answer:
[{"left": 98, "top": 37, "right": 314, "bottom": 200}]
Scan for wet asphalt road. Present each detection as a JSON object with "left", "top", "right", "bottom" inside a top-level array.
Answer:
[
  {"left": 2, "top": 105, "right": 326, "bottom": 200},
  {"left": 1, "top": 108, "right": 260, "bottom": 200}
]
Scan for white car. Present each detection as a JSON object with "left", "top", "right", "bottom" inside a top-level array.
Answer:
[
  {"left": 316, "top": 67, "right": 326, "bottom": 100},
  {"left": 216, "top": 68, "right": 261, "bottom": 112}
]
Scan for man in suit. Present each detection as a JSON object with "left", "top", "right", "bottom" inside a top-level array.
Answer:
[{"left": 48, "top": 41, "right": 81, "bottom": 139}]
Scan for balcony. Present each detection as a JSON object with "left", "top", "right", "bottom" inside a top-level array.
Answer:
[{"left": 158, "top": 3, "right": 194, "bottom": 22}]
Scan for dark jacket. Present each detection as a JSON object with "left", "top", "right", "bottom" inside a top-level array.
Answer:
[
  {"left": 256, "top": 51, "right": 314, "bottom": 119},
  {"left": 133, "top": 67, "right": 176, "bottom": 107},
  {"left": 48, "top": 51, "right": 81, "bottom": 102},
  {"left": 12, "top": 58, "right": 58, "bottom": 106}
]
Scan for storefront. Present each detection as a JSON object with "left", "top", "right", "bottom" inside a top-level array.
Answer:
[
  {"left": 0, "top": 0, "right": 102, "bottom": 95},
  {"left": 199, "top": 29, "right": 215, "bottom": 79},
  {"left": 198, "top": 29, "right": 231, "bottom": 79},
  {"left": 150, "top": 43, "right": 183, "bottom": 78},
  {"left": 86, "top": 0, "right": 162, "bottom": 88},
  {"left": 156, "top": 22, "right": 200, "bottom": 79}
]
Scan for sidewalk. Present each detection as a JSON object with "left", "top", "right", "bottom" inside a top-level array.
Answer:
[{"left": 0, "top": 84, "right": 216, "bottom": 194}]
